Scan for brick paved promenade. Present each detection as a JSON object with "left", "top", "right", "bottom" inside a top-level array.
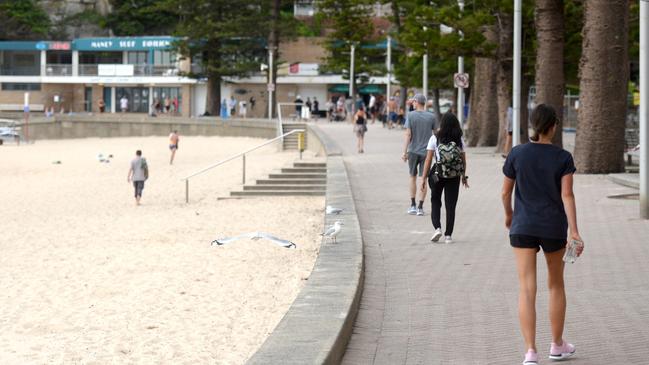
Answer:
[{"left": 316, "top": 122, "right": 649, "bottom": 365}]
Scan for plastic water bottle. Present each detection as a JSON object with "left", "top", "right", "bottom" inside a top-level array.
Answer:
[{"left": 563, "top": 239, "right": 583, "bottom": 264}]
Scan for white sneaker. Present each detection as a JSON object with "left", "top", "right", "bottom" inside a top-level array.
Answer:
[
  {"left": 416, "top": 208, "right": 424, "bottom": 216},
  {"left": 445, "top": 236, "right": 453, "bottom": 244},
  {"left": 430, "top": 228, "right": 442, "bottom": 242},
  {"left": 407, "top": 205, "right": 417, "bottom": 215}
]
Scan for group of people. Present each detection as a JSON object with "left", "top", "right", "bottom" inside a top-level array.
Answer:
[
  {"left": 294, "top": 95, "right": 320, "bottom": 120},
  {"left": 150, "top": 97, "right": 179, "bottom": 116},
  {"left": 397, "top": 95, "right": 583, "bottom": 365},
  {"left": 221, "top": 95, "right": 256, "bottom": 119}
]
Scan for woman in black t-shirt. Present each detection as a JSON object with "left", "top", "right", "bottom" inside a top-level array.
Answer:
[
  {"left": 353, "top": 106, "right": 367, "bottom": 153},
  {"left": 502, "top": 104, "right": 584, "bottom": 365}
]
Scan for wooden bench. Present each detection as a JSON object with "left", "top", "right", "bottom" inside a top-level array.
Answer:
[{"left": 0, "top": 104, "right": 45, "bottom": 112}]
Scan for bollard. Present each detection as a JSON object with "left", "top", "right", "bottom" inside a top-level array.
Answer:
[
  {"left": 298, "top": 132, "right": 305, "bottom": 160},
  {"left": 185, "top": 179, "right": 189, "bottom": 203},
  {"left": 242, "top": 154, "right": 246, "bottom": 184}
]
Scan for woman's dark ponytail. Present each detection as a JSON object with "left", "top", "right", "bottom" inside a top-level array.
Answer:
[{"left": 529, "top": 104, "right": 558, "bottom": 142}]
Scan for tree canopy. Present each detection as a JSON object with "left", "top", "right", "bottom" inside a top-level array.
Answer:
[{"left": 0, "top": 0, "right": 51, "bottom": 40}]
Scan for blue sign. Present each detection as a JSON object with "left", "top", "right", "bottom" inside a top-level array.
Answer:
[{"left": 73, "top": 37, "right": 176, "bottom": 51}]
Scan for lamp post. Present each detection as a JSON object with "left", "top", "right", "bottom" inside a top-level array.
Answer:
[
  {"left": 641, "top": 0, "right": 648, "bottom": 218},
  {"left": 423, "top": 26, "right": 428, "bottom": 98},
  {"left": 512, "top": 0, "right": 522, "bottom": 146},
  {"left": 349, "top": 43, "right": 356, "bottom": 114},
  {"left": 386, "top": 35, "right": 392, "bottom": 113},
  {"left": 268, "top": 49, "right": 274, "bottom": 120},
  {"left": 457, "top": 0, "right": 465, "bottom": 124}
]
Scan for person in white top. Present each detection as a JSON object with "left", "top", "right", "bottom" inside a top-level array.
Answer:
[
  {"left": 420, "top": 112, "right": 469, "bottom": 244},
  {"left": 238, "top": 100, "right": 247, "bottom": 118},
  {"left": 120, "top": 96, "right": 128, "bottom": 112}
]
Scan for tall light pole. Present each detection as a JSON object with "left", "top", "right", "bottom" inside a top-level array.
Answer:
[
  {"left": 268, "top": 49, "right": 274, "bottom": 120},
  {"left": 386, "top": 35, "right": 392, "bottom": 113},
  {"left": 349, "top": 43, "right": 356, "bottom": 114},
  {"left": 640, "top": 0, "right": 648, "bottom": 218},
  {"left": 512, "top": 0, "right": 522, "bottom": 146},
  {"left": 423, "top": 26, "right": 428, "bottom": 98},
  {"left": 457, "top": 0, "right": 465, "bottom": 124}
]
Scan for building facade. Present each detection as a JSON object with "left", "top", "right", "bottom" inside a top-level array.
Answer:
[{"left": 0, "top": 36, "right": 198, "bottom": 117}]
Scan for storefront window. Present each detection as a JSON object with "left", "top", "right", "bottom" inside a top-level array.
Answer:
[
  {"left": 152, "top": 87, "right": 182, "bottom": 114},
  {"left": 1, "top": 51, "right": 40, "bottom": 75},
  {"left": 153, "top": 50, "right": 176, "bottom": 65}
]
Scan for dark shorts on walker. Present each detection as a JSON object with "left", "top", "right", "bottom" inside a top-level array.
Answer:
[
  {"left": 133, "top": 180, "right": 145, "bottom": 198},
  {"left": 408, "top": 152, "right": 426, "bottom": 177},
  {"left": 510, "top": 234, "right": 566, "bottom": 253}
]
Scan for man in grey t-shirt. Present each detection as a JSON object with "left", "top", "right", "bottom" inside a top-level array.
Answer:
[
  {"left": 127, "top": 150, "right": 147, "bottom": 205},
  {"left": 401, "top": 94, "right": 437, "bottom": 216}
]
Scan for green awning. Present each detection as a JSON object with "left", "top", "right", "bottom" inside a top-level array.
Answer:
[
  {"left": 328, "top": 84, "right": 349, "bottom": 93},
  {"left": 359, "top": 84, "right": 385, "bottom": 94}
]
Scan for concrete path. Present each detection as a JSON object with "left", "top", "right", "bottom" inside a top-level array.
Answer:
[{"left": 316, "top": 122, "right": 649, "bottom": 365}]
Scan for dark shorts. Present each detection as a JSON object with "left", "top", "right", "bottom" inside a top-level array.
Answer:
[
  {"left": 133, "top": 180, "right": 145, "bottom": 197},
  {"left": 169, "top": 144, "right": 178, "bottom": 150},
  {"left": 510, "top": 234, "right": 566, "bottom": 253},
  {"left": 389, "top": 111, "right": 398, "bottom": 122},
  {"left": 408, "top": 152, "right": 426, "bottom": 177}
]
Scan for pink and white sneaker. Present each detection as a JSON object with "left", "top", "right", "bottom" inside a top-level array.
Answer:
[
  {"left": 523, "top": 349, "right": 539, "bottom": 365},
  {"left": 549, "top": 340, "right": 575, "bottom": 360}
]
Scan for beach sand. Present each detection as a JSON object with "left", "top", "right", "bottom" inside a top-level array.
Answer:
[{"left": 0, "top": 136, "right": 324, "bottom": 364}]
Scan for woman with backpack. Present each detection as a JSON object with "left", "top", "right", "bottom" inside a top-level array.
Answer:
[
  {"left": 502, "top": 104, "right": 583, "bottom": 365},
  {"left": 353, "top": 106, "right": 368, "bottom": 153},
  {"left": 420, "top": 112, "right": 468, "bottom": 243}
]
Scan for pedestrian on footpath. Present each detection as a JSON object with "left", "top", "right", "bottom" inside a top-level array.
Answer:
[
  {"left": 501, "top": 104, "right": 584, "bottom": 365},
  {"left": 127, "top": 150, "right": 149, "bottom": 206},
  {"left": 420, "top": 112, "right": 468, "bottom": 243},
  {"left": 402, "top": 93, "right": 437, "bottom": 216},
  {"left": 353, "top": 106, "right": 368, "bottom": 153}
]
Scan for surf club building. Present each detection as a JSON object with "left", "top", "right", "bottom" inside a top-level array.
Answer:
[{"left": 0, "top": 36, "right": 201, "bottom": 117}]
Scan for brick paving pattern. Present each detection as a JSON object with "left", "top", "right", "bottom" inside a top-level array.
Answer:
[{"left": 316, "top": 122, "right": 649, "bottom": 365}]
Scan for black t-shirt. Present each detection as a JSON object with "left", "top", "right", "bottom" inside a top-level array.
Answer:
[{"left": 503, "top": 142, "right": 576, "bottom": 239}]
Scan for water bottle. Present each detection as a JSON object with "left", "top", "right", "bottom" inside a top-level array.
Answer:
[{"left": 563, "top": 239, "right": 583, "bottom": 264}]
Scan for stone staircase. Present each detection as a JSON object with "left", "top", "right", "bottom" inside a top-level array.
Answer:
[
  {"left": 282, "top": 123, "right": 307, "bottom": 150},
  {"left": 230, "top": 161, "right": 326, "bottom": 197}
]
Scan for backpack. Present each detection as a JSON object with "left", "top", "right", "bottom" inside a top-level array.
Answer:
[
  {"left": 141, "top": 158, "right": 149, "bottom": 180},
  {"left": 437, "top": 142, "right": 464, "bottom": 178}
]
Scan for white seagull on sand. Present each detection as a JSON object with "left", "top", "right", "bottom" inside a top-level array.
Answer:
[
  {"left": 326, "top": 205, "right": 344, "bottom": 215},
  {"left": 321, "top": 221, "right": 344, "bottom": 243}
]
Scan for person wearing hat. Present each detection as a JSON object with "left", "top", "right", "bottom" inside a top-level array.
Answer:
[{"left": 402, "top": 93, "right": 438, "bottom": 216}]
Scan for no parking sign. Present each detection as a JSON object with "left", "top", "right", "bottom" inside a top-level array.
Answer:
[{"left": 454, "top": 73, "right": 470, "bottom": 88}]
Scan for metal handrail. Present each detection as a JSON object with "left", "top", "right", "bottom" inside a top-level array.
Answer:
[{"left": 181, "top": 129, "right": 305, "bottom": 203}]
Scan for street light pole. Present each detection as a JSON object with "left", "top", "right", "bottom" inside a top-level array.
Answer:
[
  {"left": 640, "top": 0, "right": 648, "bottom": 218},
  {"left": 457, "top": 0, "right": 465, "bottom": 124},
  {"left": 350, "top": 44, "right": 356, "bottom": 114},
  {"left": 386, "top": 36, "right": 392, "bottom": 113},
  {"left": 512, "top": 0, "right": 522, "bottom": 147},
  {"left": 423, "top": 52, "right": 428, "bottom": 99},
  {"left": 268, "top": 49, "right": 274, "bottom": 120}
]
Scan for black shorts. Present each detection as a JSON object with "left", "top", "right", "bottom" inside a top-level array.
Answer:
[
  {"left": 510, "top": 234, "right": 566, "bottom": 253},
  {"left": 408, "top": 152, "right": 426, "bottom": 177},
  {"left": 133, "top": 180, "right": 145, "bottom": 197}
]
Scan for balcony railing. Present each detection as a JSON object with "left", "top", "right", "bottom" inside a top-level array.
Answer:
[
  {"left": 79, "top": 64, "right": 179, "bottom": 77},
  {"left": 0, "top": 66, "right": 41, "bottom": 76},
  {"left": 46, "top": 64, "right": 72, "bottom": 76}
]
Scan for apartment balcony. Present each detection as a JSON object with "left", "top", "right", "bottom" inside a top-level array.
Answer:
[
  {"left": 46, "top": 64, "right": 72, "bottom": 76},
  {"left": 78, "top": 64, "right": 179, "bottom": 77},
  {"left": 0, "top": 66, "right": 41, "bottom": 76}
]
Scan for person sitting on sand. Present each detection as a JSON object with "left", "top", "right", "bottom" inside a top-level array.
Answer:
[
  {"left": 127, "top": 150, "right": 148, "bottom": 206},
  {"left": 169, "top": 130, "right": 179, "bottom": 165}
]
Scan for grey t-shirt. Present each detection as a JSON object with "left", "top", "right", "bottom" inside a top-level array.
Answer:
[
  {"left": 131, "top": 157, "right": 146, "bottom": 182},
  {"left": 405, "top": 110, "right": 437, "bottom": 155}
]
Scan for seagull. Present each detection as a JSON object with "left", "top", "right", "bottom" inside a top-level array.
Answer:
[
  {"left": 321, "top": 221, "right": 344, "bottom": 243},
  {"left": 211, "top": 232, "right": 296, "bottom": 248},
  {"left": 326, "top": 205, "right": 344, "bottom": 215}
]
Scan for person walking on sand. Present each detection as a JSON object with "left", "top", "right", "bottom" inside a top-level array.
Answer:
[
  {"left": 421, "top": 112, "right": 468, "bottom": 244},
  {"left": 169, "top": 130, "right": 179, "bottom": 165},
  {"left": 353, "top": 106, "right": 368, "bottom": 153},
  {"left": 402, "top": 93, "right": 437, "bottom": 216},
  {"left": 127, "top": 150, "right": 148, "bottom": 206},
  {"left": 501, "top": 104, "right": 583, "bottom": 365}
]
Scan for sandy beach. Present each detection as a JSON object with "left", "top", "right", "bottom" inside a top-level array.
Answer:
[{"left": 0, "top": 136, "right": 324, "bottom": 364}]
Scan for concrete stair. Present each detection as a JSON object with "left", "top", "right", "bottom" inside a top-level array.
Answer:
[
  {"left": 282, "top": 123, "right": 307, "bottom": 150},
  {"left": 229, "top": 161, "right": 326, "bottom": 197}
]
